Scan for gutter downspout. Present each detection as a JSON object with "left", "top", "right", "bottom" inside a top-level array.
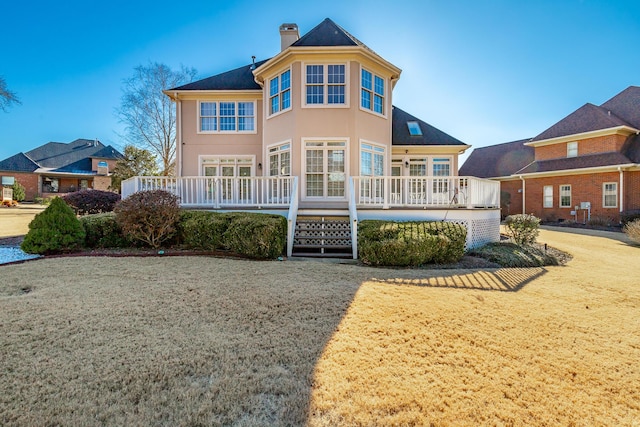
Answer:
[
  {"left": 618, "top": 166, "right": 624, "bottom": 216},
  {"left": 519, "top": 175, "right": 526, "bottom": 214}
]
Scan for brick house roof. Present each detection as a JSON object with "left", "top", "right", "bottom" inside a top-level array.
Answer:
[
  {"left": 516, "top": 152, "right": 634, "bottom": 174},
  {"left": 459, "top": 139, "right": 534, "bottom": 178}
]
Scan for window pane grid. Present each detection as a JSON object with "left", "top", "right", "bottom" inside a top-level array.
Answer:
[
  {"left": 603, "top": 183, "right": 617, "bottom": 208},
  {"left": 200, "top": 102, "right": 254, "bottom": 132},
  {"left": 269, "top": 70, "right": 291, "bottom": 115},
  {"left": 560, "top": 185, "right": 571, "bottom": 208},
  {"left": 306, "top": 64, "right": 345, "bottom": 105},
  {"left": 361, "top": 68, "right": 384, "bottom": 114}
]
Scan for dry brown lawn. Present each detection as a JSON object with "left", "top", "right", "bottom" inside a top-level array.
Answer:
[
  {"left": 1, "top": 207, "right": 639, "bottom": 426},
  {"left": 0, "top": 204, "right": 45, "bottom": 238}
]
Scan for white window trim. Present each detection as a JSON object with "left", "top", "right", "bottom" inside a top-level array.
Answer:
[
  {"left": 197, "top": 100, "right": 258, "bottom": 134},
  {"left": 603, "top": 182, "right": 618, "bottom": 208},
  {"left": 359, "top": 140, "right": 386, "bottom": 177},
  {"left": 543, "top": 185, "right": 553, "bottom": 208},
  {"left": 266, "top": 140, "right": 292, "bottom": 177},
  {"left": 567, "top": 141, "right": 578, "bottom": 158},
  {"left": 300, "top": 62, "right": 350, "bottom": 109},
  {"left": 359, "top": 65, "right": 387, "bottom": 118},
  {"left": 266, "top": 67, "right": 292, "bottom": 119},
  {"left": 198, "top": 155, "right": 256, "bottom": 176},
  {"left": 559, "top": 184, "right": 572, "bottom": 208},
  {"left": 301, "top": 137, "right": 350, "bottom": 201},
  {"left": 389, "top": 155, "right": 453, "bottom": 177}
]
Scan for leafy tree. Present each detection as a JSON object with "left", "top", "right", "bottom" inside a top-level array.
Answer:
[
  {"left": 117, "top": 62, "right": 196, "bottom": 176},
  {"left": 11, "top": 181, "right": 25, "bottom": 202},
  {"left": 0, "top": 76, "right": 20, "bottom": 112},
  {"left": 110, "top": 145, "right": 159, "bottom": 191}
]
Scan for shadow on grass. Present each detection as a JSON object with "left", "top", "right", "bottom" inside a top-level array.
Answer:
[{"left": 370, "top": 267, "right": 547, "bottom": 292}]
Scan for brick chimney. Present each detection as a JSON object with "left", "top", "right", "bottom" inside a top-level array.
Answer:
[{"left": 279, "top": 23, "right": 299, "bottom": 51}]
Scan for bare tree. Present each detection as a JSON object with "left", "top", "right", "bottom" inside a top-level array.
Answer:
[
  {"left": 118, "top": 62, "right": 196, "bottom": 175},
  {"left": 0, "top": 76, "right": 20, "bottom": 112}
]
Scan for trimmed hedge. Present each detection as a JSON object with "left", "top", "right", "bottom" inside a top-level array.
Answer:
[
  {"left": 62, "top": 190, "right": 121, "bottom": 215},
  {"left": 80, "top": 213, "right": 131, "bottom": 248},
  {"left": 222, "top": 213, "right": 287, "bottom": 259},
  {"left": 178, "top": 210, "right": 230, "bottom": 250},
  {"left": 21, "top": 197, "right": 85, "bottom": 254},
  {"left": 358, "top": 220, "right": 467, "bottom": 266}
]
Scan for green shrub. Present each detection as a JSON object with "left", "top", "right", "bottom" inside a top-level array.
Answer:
[
  {"left": 468, "top": 242, "right": 562, "bottom": 267},
  {"left": 62, "top": 190, "right": 121, "bottom": 215},
  {"left": 623, "top": 218, "right": 640, "bottom": 244},
  {"left": 223, "top": 213, "right": 286, "bottom": 259},
  {"left": 178, "top": 210, "right": 231, "bottom": 250},
  {"left": 80, "top": 213, "right": 131, "bottom": 248},
  {"left": 357, "top": 220, "right": 467, "bottom": 266},
  {"left": 11, "top": 181, "right": 25, "bottom": 202},
  {"left": 21, "top": 197, "right": 85, "bottom": 254},
  {"left": 504, "top": 214, "right": 540, "bottom": 245},
  {"left": 114, "top": 190, "right": 180, "bottom": 248}
]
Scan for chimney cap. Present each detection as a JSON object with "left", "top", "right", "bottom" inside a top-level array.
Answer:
[{"left": 279, "top": 23, "right": 298, "bottom": 32}]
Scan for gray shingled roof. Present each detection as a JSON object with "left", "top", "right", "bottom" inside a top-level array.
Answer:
[
  {"left": 0, "top": 152, "right": 39, "bottom": 173},
  {"left": 0, "top": 139, "right": 123, "bottom": 174},
  {"left": 172, "top": 59, "right": 270, "bottom": 91},
  {"left": 531, "top": 103, "right": 633, "bottom": 142},
  {"left": 459, "top": 139, "right": 534, "bottom": 178},
  {"left": 392, "top": 106, "right": 466, "bottom": 147},
  {"left": 600, "top": 86, "right": 640, "bottom": 128},
  {"left": 292, "top": 18, "right": 362, "bottom": 47},
  {"left": 516, "top": 152, "right": 634, "bottom": 174}
]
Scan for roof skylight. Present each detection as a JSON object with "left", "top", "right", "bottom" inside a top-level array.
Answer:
[{"left": 407, "top": 121, "right": 422, "bottom": 136}]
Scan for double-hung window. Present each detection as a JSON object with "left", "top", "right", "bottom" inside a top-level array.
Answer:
[
  {"left": 361, "top": 68, "right": 385, "bottom": 115},
  {"left": 560, "top": 185, "right": 572, "bottom": 208},
  {"left": 199, "top": 101, "right": 255, "bottom": 132},
  {"left": 305, "top": 64, "right": 346, "bottom": 105},
  {"left": 567, "top": 141, "right": 578, "bottom": 158},
  {"left": 543, "top": 185, "right": 553, "bottom": 208},
  {"left": 603, "top": 182, "right": 617, "bottom": 208},
  {"left": 269, "top": 70, "right": 291, "bottom": 115},
  {"left": 360, "top": 143, "right": 385, "bottom": 200}
]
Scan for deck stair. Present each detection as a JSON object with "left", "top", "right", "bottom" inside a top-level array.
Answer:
[{"left": 292, "top": 216, "right": 352, "bottom": 258}]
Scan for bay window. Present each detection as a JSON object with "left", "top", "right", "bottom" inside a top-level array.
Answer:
[
  {"left": 269, "top": 70, "right": 291, "bottom": 115},
  {"left": 305, "top": 64, "right": 346, "bottom": 106},
  {"left": 361, "top": 68, "right": 385, "bottom": 115}
]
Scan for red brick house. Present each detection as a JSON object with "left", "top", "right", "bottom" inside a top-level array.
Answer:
[
  {"left": 460, "top": 86, "right": 640, "bottom": 223},
  {"left": 0, "top": 139, "right": 123, "bottom": 201}
]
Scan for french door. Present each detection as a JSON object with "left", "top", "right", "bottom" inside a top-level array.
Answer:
[{"left": 304, "top": 141, "right": 346, "bottom": 199}]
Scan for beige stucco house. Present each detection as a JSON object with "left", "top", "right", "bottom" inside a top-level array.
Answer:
[{"left": 122, "top": 18, "right": 500, "bottom": 257}]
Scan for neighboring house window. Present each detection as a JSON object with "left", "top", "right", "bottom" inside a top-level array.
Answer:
[
  {"left": 199, "top": 101, "right": 255, "bottom": 132},
  {"left": 305, "top": 64, "right": 346, "bottom": 105},
  {"left": 543, "top": 185, "right": 553, "bottom": 208},
  {"left": 603, "top": 182, "right": 617, "bottom": 208},
  {"left": 80, "top": 179, "right": 89, "bottom": 190},
  {"left": 42, "top": 177, "right": 59, "bottom": 193},
  {"left": 567, "top": 141, "right": 578, "bottom": 158},
  {"left": 269, "top": 70, "right": 291, "bottom": 115},
  {"left": 560, "top": 185, "right": 571, "bottom": 207},
  {"left": 361, "top": 68, "right": 384, "bottom": 115},
  {"left": 304, "top": 141, "right": 346, "bottom": 198}
]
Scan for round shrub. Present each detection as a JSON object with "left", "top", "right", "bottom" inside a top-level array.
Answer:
[
  {"left": 114, "top": 190, "right": 180, "bottom": 248},
  {"left": 504, "top": 214, "right": 540, "bottom": 245},
  {"left": 21, "top": 197, "right": 85, "bottom": 254},
  {"left": 62, "top": 189, "right": 121, "bottom": 215},
  {"left": 623, "top": 218, "right": 640, "bottom": 244},
  {"left": 80, "top": 213, "right": 131, "bottom": 248}
]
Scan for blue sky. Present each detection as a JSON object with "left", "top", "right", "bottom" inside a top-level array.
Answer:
[{"left": 1, "top": 0, "right": 638, "bottom": 166}]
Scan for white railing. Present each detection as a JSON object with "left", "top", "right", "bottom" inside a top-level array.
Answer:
[
  {"left": 348, "top": 177, "right": 359, "bottom": 259},
  {"left": 351, "top": 176, "right": 500, "bottom": 209},
  {"left": 286, "top": 178, "right": 299, "bottom": 258},
  {"left": 121, "top": 176, "right": 295, "bottom": 208}
]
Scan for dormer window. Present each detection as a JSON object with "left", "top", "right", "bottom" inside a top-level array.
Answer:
[
  {"left": 567, "top": 141, "right": 578, "bottom": 158},
  {"left": 407, "top": 121, "right": 422, "bottom": 136}
]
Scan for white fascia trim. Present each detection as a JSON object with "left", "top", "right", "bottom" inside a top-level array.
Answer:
[
  {"left": 515, "top": 163, "right": 637, "bottom": 178},
  {"left": 525, "top": 126, "right": 638, "bottom": 147},
  {"left": 393, "top": 144, "right": 471, "bottom": 154},
  {"left": 164, "top": 90, "right": 263, "bottom": 101}
]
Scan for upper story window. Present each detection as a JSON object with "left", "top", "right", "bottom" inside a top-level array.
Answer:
[
  {"left": 361, "top": 68, "right": 385, "bottom": 115},
  {"left": 269, "top": 70, "right": 291, "bottom": 115},
  {"left": 567, "top": 141, "right": 578, "bottom": 158},
  {"left": 305, "top": 64, "right": 346, "bottom": 106},
  {"left": 199, "top": 101, "right": 255, "bottom": 132}
]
